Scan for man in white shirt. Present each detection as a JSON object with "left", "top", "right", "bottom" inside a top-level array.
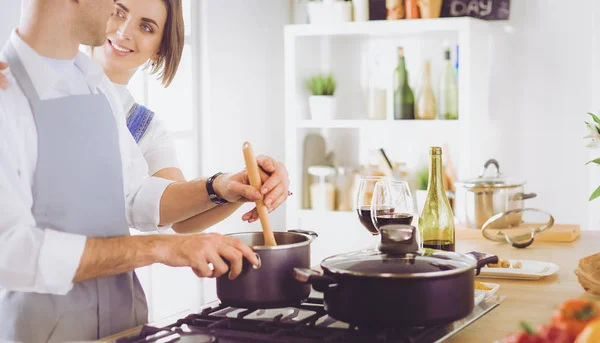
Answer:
[{"left": 0, "top": 0, "right": 288, "bottom": 341}]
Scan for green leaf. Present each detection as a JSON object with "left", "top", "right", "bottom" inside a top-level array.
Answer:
[
  {"left": 588, "top": 112, "right": 600, "bottom": 126},
  {"left": 586, "top": 158, "right": 600, "bottom": 165},
  {"left": 575, "top": 304, "right": 597, "bottom": 320},
  {"left": 519, "top": 321, "right": 536, "bottom": 335},
  {"left": 590, "top": 185, "right": 600, "bottom": 201}
]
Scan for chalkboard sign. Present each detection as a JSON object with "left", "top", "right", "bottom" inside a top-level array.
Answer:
[
  {"left": 369, "top": 0, "right": 387, "bottom": 21},
  {"left": 441, "top": 0, "right": 511, "bottom": 20}
]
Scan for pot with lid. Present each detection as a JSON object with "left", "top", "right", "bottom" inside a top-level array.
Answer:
[
  {"left": 454, "top": 159, "right": 537, "bottom": 230},
  {"left": 293, "top": 225, "right": 497, "bottom": 327}
]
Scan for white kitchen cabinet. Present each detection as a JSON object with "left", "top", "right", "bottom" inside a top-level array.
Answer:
[{"left": 284, "top": 18, "right": 493, "bottom": 262}]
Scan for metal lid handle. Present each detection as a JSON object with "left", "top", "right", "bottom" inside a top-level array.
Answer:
[{"left": 478, "top": 159, "right": 500, "bottom": 178}]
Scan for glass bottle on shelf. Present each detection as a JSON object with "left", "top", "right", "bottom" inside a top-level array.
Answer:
[
  {"left": 439, "top": 48, "right": 459, "bottom": 120},
  {"left": 405, "top": 0, "right": 420, "bottom": 18},
  {"left": 416, "top": 60, "right": 436, "bottom": 120},
  {"left": 386, "top": 0, "right": 405, "bottom": 20},
  {"left": 418, "top": 147, "right": 455, "bottom": 252},
  {"left": 367, "top": 53, "right": 387, "bottom": 120},
  {"left": 393, "top": 47, "right": 415, "bottom": 120}
]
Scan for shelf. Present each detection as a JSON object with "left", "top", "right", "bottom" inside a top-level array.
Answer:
[
  {"left": 285, "top": 17, "right": 488, "bottom": 38},
  {"left": 296, "top": 119, "right": 461, "bottom": 129}
]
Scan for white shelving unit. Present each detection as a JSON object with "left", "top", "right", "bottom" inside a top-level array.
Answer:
[{"left": 284, "top": 18, "right": 491, "bottom": 262}]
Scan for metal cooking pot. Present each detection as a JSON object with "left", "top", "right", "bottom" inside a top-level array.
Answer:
[
  {"left": 217, "top": 230, "right": 317, "bottom": 309},
  {"left": 294, "top": 225, "right": 497, "bottom": 327},
  {"left": 455, "top": 159, "right": 537, "bottom": 230}
]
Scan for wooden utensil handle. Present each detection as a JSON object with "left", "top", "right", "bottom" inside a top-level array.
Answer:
[{"left": 242, "top": 142, "right": 277, "bottom": 246}]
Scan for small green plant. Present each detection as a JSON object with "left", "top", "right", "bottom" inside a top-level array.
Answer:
[
  {"left": 584, "top": 112, "right": 600, "bottom": 201},
  {"left": 306, "top": 73, "right": 336, "bottom": 96},
  {"left": 416, "top": 167, "right": 429, "bottom": 191}
]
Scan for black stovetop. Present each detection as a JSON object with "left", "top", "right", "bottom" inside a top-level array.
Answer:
[{"left": 115, "top": 296, "right": 504, "bottom": 343}]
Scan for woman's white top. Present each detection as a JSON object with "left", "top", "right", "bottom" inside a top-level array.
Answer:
[{"left": 112, "top": 83, "right": 180, "bottom": 176}]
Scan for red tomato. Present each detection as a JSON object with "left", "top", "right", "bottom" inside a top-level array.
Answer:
[
  {"left": 552, "top": 299, "right": 599, "bottom": 340},
  {"left": 538, "top": 324, "right": 570, "bottom": 343}
]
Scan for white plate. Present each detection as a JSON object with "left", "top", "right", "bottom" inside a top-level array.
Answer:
[
  {"left": 475, "top": 282, "right": 500, "bottom": 301},
  {"left": 474, "top": 291, "right": 486, "bottom": 307},
  {"left": 477, "top": 259, "right": 560, "bottom": 280}
]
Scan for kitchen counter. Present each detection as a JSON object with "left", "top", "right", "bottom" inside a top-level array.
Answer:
[
  {"left": 447, "top": 230, "right": 600, "bottom": 342},
  {"left": 100, "top": 230, "right": 600, "bottom": 342}
]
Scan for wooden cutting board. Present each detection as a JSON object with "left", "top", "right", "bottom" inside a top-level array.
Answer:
[{"left": 456, "top": 224, "right": 580, "bottom": 243}]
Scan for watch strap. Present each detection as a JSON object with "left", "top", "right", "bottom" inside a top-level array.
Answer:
[{"left": 207, "top": 172, "right": 228, "bottom": 205}]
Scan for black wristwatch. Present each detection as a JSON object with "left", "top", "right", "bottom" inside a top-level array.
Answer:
[{"left": 206, "top": 172, "right": 229, "bottom": 205}]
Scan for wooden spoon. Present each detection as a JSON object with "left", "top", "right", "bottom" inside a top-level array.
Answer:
[{"left": 242, "top": 142, "right": 277, "bottom": 246}]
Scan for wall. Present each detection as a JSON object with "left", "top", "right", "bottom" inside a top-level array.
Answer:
[
  {"left": 0, "top": 1, "right": 20, "bottom": 44},
  {"left": 199, "top": 0, "right": 290, "bottom": 237},
  {"left": 510, "top": 0, "right": 595, "bottom": 229}
]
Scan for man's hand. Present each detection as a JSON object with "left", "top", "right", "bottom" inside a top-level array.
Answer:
[
  {"left": 0, "top": 61, "right": 8, "bottom": 90},
  {"left": 212, "top": 155, "right": 290, "bottom": 222},
  {"left": 156, "top": 233, "right": 260, "bottom": 280}
]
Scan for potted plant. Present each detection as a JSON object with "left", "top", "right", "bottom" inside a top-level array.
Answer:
[
  {"left": 584, "top": 112, "right": 600, "bottom": 200},
  {"left": 306, "top": 73, "right": 337, "bottom": 120},
  {"left": 305, "top": 0, "right": 353, "bottom": 24}
]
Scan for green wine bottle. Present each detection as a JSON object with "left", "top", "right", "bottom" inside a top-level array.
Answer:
[
  {"left": 439, "top": 48, "right": 459, "bottom": 120},
  {"left": 418, "top": 147, "right": 455, "bottom": 252},
  {"left": 393, "top": 47, "right": 415, "bottom": 120}
]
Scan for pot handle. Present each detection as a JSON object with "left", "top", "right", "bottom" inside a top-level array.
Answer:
[
  {"left": 293, "top": 268, "right": 338, "bottom": 292},
  {"left": 512, "top": 237, "right": 535, "bottom": 249},
  {"left": 511, "top": 193, "right": 537, "bottom": 201},
  {"left": 287, "top": 229, "right": 319, "bottom": 239},
  {"left": 465, "top": 252, "right": 499, "bottom": 276},
  {"left": 479, "top": 159, "right": 500, "bottom": 178}
]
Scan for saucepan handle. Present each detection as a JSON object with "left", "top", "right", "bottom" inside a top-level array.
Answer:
[
  {"left": 287, "top": 229, "right": 319, "bottom": 239},
  {"left": 465, "top": 251, "right": 499, "bottom": 276},
  {"left": 512, "top": 193, "right": 537, "bottom": 201},
  {"left": 293, "top": 268, "right": 338, "bottom": 292}
]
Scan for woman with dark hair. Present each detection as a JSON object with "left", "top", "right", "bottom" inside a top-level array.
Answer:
[{"left": 9, "top": 0, "right": 289, "bottom": 231}]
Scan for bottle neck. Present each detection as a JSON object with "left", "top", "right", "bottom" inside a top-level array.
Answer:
[
  {"left": 427, "top": 154, "right": 445, "bottom": 196},
  {"left": 397, "top": 57, "right": 409, "bottom": 85}
]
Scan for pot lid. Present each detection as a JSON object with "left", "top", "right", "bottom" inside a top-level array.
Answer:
[
  {"left": 457, "top": 159, "right": 525, "bottom": 189},
  {"left": 320, "top": 225, "right": 478, "bottom": 278},
  {"left": 481, "top": 208, "right": 554, "bottom": 249},
  {"left": 320, "top": 249, "right": 478, "bottom": 278}
]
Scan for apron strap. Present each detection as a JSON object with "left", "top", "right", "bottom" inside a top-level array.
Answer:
[
  {"left": 3, "top": 42, "right": 42, "bottom": 104},
  {"left": 126, "top": 103, "right": 155, "bottom": 143}
]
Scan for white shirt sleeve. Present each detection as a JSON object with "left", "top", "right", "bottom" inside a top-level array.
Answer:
[
  {"left": 102, "top": 79, "right": 175, "bottom": 232},
  {"left": 0, "top": 80, "right": 86, "bottom": 295},
  {"left": 137, "top": 116, "right": 181, "bottom": 176}
]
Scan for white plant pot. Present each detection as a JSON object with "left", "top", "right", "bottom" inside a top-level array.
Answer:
[
  {"left": 309, "top": 96, "right": 337, "bottom": 120},
  {"left": 307, "top": 2, "right": 327, "bottom": 24},
  {"left": 332, "top": 1, "right": 353, "bottom": 23},
  {"left": 352, "top": 0, "right": 369, "bottom": 21},
  {"left": 308, "top": 1, "right": 353, "bottom": 24}
]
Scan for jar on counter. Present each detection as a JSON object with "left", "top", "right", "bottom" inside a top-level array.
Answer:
[
  {"left": 336, "top": 166, "right": 357, "bottom": 211},
  {"left": 308, "top": 166, "right": 337, "bottom": 211}
]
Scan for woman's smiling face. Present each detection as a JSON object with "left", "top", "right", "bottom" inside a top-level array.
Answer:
[{"left": 95, "top": 0, "right": 168, "bottom": 77}]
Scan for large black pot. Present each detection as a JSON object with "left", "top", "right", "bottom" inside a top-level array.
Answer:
[
  {"left": 217, "top": 230, "right": 317, "bottom": 309},
  {"left": 294, "top": 225, "right": 497, "bottom": 327}
]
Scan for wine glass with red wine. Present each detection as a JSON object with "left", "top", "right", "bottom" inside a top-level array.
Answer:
[
  {"left": 370, "top": 180, "right": 415, "bottom": 233},
  {"left": 356, "top": 176, "right": 387, "bottom": 235}
]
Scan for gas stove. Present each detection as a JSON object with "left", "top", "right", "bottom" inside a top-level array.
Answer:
[{"left": 114, "top": 294, "right": 505, "bottom": 343}]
